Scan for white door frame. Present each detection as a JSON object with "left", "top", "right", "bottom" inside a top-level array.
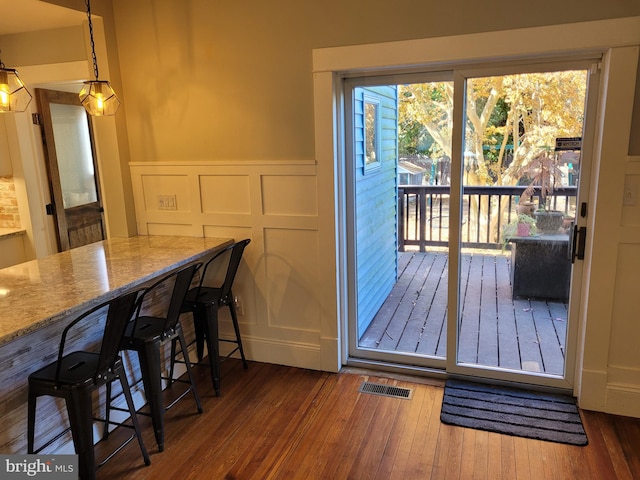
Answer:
[{"left": 341, "top": 59, "right": 600, "bottom": 390}]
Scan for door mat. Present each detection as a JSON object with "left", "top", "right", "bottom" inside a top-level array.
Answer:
[{"left": 440, "top": 379, "right": 588, "bottom": 446}]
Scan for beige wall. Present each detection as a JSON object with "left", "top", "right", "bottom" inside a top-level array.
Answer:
[
  {"left": 110, "top": 0, "right": 640, "bottom": 162},
  {"left": 36, "top": 1, "right": 640, "bottom": 416}
]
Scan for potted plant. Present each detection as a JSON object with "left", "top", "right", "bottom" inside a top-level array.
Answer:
[
  {"left": 503, "top": 213, "right": 537, "bottom": 248},
  {"left": 516, "top": 198, "right": 536, "bottom": 216},
  {"left": 519, "top": 151, "right": 564, "bottom": 234}
]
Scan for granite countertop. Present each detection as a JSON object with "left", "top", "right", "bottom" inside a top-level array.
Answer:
[
  {"left": 0, "top": 228, "right": 26, "bottom": 239},
  {"left": 0, "top": 235, "right": 233, "bottom": 346}
]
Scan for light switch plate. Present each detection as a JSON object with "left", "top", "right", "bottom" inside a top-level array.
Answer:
[{"left": 158, "top": 194, "right": 177, "bottom": 210}]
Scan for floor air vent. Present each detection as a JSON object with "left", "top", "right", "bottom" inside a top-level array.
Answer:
[{"left": 359, "top": 381, "right": 413, "bottom": 399}]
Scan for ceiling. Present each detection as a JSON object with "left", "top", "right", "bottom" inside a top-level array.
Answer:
[{"left": 0, "top": 0, "right": 85, "bottom": 35}]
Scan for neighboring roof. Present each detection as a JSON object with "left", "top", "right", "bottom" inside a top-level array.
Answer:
[{"left": 398, "top": 161, "right": 426, "bottom": 175}]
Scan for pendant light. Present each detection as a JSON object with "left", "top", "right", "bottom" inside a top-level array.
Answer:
[
  {"left": 0, "top": 52, "right": 32, "bottom": 113},
  {"left": 78, "top": 0, "right": 120, "bottom": 116}
]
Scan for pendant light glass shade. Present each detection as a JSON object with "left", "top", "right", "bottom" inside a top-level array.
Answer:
[
  {"left": 0, "top": 64, "right": 32, "bottom": 113},
  {"left": 79, "top": 79, "right": 120, "bottom": 116},
  {"left": 80, "top": 0, "right": 119, "bottom": 116}
]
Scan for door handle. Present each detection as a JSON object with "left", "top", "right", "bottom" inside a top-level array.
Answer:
[
  {"left": 576, "top": 226, "right": 587, "bottom": 260},
  {"left": 570, "top": 225, "right": 587, "bottom": 263}
]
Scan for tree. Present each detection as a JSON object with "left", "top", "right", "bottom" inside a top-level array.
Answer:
[
  {"left": 399, "top": 82, "right": 454, "bottom": 160},
  {"left": 398, "top": 70, "right": 587, "bottom": 241}
]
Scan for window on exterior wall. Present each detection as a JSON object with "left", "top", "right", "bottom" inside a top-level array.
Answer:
[{"left": 364, "top": 95, "right": 381, "bottom": 172}]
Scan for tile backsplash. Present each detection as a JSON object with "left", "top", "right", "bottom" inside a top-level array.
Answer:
[{"left": 0, "top": 176, "right": 21, "bottom": 228}]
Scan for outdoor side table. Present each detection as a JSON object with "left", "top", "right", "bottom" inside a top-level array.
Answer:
[{"left": 508, "top": 234, "right": 571, "bottom": 301}]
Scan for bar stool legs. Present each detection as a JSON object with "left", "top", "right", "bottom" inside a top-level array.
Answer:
[
  {"left": 134, "top": 326, "right": 203, "bottom": 452},
  {"left": 192, "top": 299, "right": 248, "bottom": 396},
  {"left": 139, "top": 339, "right": 165, "bottom": 450},
  {"left": 115, "top": 263, "right": 203, "bottom": 452},
  {"left": 198, "top": 303, "right": 222, "bottom": 396}
]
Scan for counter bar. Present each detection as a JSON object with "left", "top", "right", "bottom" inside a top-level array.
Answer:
[{"left": 0, "top": 235, "right": 232, "bottom": 453}]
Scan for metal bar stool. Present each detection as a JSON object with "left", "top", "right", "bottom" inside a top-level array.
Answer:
[
  {"left": 176, "top": 239, "right": 250, "bottom": 396},
  {"left": 113, "top": 263, "right": 202, "bottom": 452},
  {"left": 28, "top": 290, "right": 150, "bottom": 480}
]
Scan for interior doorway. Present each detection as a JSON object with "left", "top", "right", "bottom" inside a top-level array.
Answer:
[
  {"left": 346, "top": 58, "right": 600, "bottom": 389},
  {"left": 35, "top": 88, "right": 106, "bottom": 251}
]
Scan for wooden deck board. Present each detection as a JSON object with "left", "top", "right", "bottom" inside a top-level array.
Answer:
[
  {"left": 530, "top": 299, "right": 565, "bottom": 375},
  {"left": 360, "top": 250, "right": 567, "bottom": 375},
  {"left": 496, "top": 253, "right": 521, "bottom": 370},
  {"left": 415, "top": 252, "right": 447, "bottom": 357},
  {"left": 478, "top": 254, "right": 499, "bottom": 366},
  {"left": 548, "top": 301, "right": 568, "bottom": 354},
  {"left": 459, "top": 253, "right": 482, "bottom": 364},
  {"left": 359, "top": 252, "right": 425, "bottom": 348},
  {"left": 514, "top": 298, "right": 546, "bottom": 372},
  {"left": 397, "top": 252, "right": 445, "bottom": 352}
]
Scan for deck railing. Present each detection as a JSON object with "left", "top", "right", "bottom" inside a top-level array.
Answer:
[{"left": 398, "top": 185, "right": 577, "bottom": 251}]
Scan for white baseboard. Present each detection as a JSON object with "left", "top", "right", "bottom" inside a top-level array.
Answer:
[
  {"left": 578, "top": 368, "right": 608, "bottom": 411},
  {"left": 243, "top": 336, "right": 322, "bottom": 371},
  {"left": 579, "top": 367, "right": 640, "bottom": 417},
  {"left": 605, "top": 384, "right": 640, "bottom": 417}
]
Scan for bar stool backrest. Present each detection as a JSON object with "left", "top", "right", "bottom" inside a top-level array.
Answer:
[
  {"left": 132, "top": 263, "right": 200, "bottom": 332},
  {"left": 54, "top": 289, "right": 140, "bottom": 385},
  {"left": 196, "top": 239, "right": 251, "bottom": 305}
]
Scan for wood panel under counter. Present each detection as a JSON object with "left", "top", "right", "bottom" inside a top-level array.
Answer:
[{"left": 0, "top": 235, "right": 233, "bottom": 454}]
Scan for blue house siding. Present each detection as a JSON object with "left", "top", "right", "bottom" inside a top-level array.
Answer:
[{"left": 354, "top": 85, "right": 398, "bottom": 337}]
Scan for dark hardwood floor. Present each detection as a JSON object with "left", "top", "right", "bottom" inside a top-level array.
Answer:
[{"left": 95, "top": 359, "right": 640, "bottom": 479}]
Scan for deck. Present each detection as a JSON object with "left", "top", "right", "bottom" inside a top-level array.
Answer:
[{"left": 359, "top": 250, "right": 567, "bottom": 376}]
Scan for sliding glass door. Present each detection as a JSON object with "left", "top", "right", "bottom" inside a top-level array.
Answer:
[
  {"left": 346, "top": 58, "right": 600, "bottom": 389},
  {"left": 346, "top": 73, "right": 453, "bottom": 373},
  {"left": 449, "top": 63, "right": 598, "bottom": 388}
]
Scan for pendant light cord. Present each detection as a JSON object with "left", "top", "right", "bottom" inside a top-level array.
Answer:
[{"left": 85, "top": 0, "right": 99, "bottom": 81}]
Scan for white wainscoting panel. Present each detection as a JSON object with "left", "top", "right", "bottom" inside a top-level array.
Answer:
[
  {"left": 130, "top": 160, "right": 335, "bottom": 371},
  {"left": 200, "top": 175, "right": 251, "bottom": 215}
]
